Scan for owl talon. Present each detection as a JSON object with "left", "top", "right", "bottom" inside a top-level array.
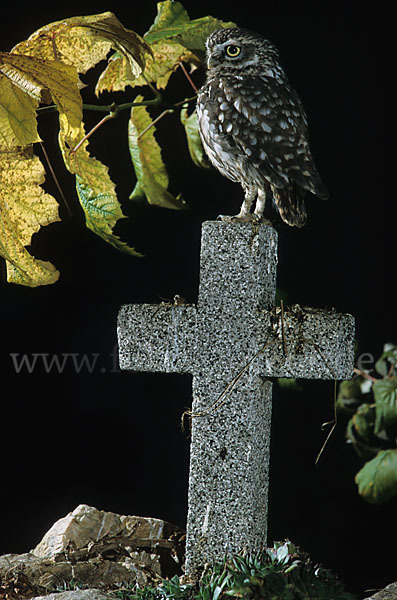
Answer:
[
  {"left": 254, "top": 215, "right": 275, "bottom": 227},
  {"left": 217, "top": 213, "right": 257, "bottom": 223}
]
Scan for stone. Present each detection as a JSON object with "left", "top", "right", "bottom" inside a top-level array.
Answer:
[
  {"left": 117, "top": 221, "right": 355, "bottom": 573},
  {"left": 363, "top": 582, "right": 397, "bottom": 600},
  {"left": 31, "top": 591, "right": 112, "bottom": 600},
  {"left": 0, "top": 505, "right": 184, "bottom": 599},
  {"left": 33, "top": 504, "right": 182, "bottom": 561}
]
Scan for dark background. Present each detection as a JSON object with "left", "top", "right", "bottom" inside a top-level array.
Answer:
[{"left": 1, "top": 3, "right": 395, "bottom": 597}]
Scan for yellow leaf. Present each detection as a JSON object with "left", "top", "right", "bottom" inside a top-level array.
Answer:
[
  {"left": 123, "top": 40, "right": 200, "bottom": 91},
  {"left": 0, "top": 52, "right": 82, "bottom": 141},
  {"left": 0, "top": 73, "right": 40, "bottom": 148},
  {"left": 12, "top": 12, "right": 152, "bottom": 79},
  {"left": 95, "top": 52, "right": 136, "bottom": 94},
  {"left": 0, "top": 146, "right": 60, "bottom": 287}
]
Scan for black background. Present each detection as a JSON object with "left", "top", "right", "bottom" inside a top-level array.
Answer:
[{"left": 1, "top": 3, "right": 395, "bottom": 597}]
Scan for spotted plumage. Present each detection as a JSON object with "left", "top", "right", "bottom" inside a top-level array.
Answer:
[{"left": 196, "top": 27, "right": 328, "bottom": 227}]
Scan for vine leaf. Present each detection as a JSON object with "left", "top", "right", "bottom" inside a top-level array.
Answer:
[
  {"left": 129, "top": 98, "right": 187, "bottom": 210},
  {"left": 0, "top": 147, "right": 60, "bottom": 286},
  {"left": 355, "top": 449, "right": 397, "bottom": 504}
]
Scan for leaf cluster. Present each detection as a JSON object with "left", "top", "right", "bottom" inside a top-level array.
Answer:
[
  {"left": 114, "top": 541, "right": 354, "bottom": 600},
  {"left": 337, "top": 343, "right": 397, "bottom": 503},
  {"left": 0, "top": 2, "right": 234, "bottom": 286}
]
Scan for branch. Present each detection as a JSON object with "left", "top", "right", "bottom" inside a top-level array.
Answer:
[
  {"left": 36, "top": 95, "right": 163, "bottom": 117},
  {"left": 353, "top": 367, "right": 377, "bottom": 382}
]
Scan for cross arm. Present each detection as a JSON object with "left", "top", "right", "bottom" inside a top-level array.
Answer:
[
  {"left": 259, "top": 304, "right": 355, "bottom": 380},
  {"left": 117, "top": 302, "right": 197, "bottom": 374}
]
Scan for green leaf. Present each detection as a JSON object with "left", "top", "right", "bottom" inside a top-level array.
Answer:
[
  {"left": 351, "top": 403, "right": 375, "bottom": 440},
  {"left": 144, "top": 1, "right": 236, "bottom": 53},
  {"left": 180, "top": 107, "right": 210, "bottom": 168},
  {"left": 128, "top": 98, "right": 187, "bottom": 210},
  {"left": 59, "top": 124, "right": 140, "bottom": 257},
  {"left": 75, "top": 176, "right": 141, "bottom": 256},
  {"left": 145, "top": 1, "right": 190, "bottom": 42},
  {"left": 355, "top": 449, "right": 397, "bottom": 503},
  {"left": 336, "top": 377, "right": 370, "bottom": 413},
  {"left": 375, "top": 343, "right": 397, "bottom": 377},
  {"left": 373, "top": 377, "right": 397, "bottom": 434},
  {"left": 346, "top": 419, "right": 379, "bottom": 461}
]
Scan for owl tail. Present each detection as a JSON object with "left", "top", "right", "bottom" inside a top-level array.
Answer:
[
  {"left": 289, "top": 163, "right": 329, "bottom": 201},
  {"left": 271, "top": 184, "right": 307, "bottom": 228}
]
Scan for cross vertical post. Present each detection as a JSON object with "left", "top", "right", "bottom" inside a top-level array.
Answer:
[{"left": 117, "top": 221, "right": 354, "bottom": 574}]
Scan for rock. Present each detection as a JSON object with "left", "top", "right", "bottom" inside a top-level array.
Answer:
[
  {"left": 0, "top": 505, "right": 185, "bottom": 600},
  {"left": 363, "top": 581, "right": 397, "bottom": 600},
  {"left": 32, "top": 592, "right": 112, "bottom": 600}
]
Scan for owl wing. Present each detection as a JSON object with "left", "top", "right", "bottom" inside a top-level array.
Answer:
[{"left": 219, "top": 75, "right": 329, "bottom": 200}]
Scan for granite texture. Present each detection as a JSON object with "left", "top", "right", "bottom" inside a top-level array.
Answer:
[{"left": 117, "top": 220, "right": 355, "bottom": 573}]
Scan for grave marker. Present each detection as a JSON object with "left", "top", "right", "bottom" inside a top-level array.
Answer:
[{"left": 117, "top": 221, "right": 355, "bottom": 573}]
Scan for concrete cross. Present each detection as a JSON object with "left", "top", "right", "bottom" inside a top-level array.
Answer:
[{"left": 117, "top": 221, "right": 354, "bottom": 574}]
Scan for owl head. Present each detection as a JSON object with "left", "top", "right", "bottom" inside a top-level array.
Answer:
[{"left": 205, "top": 28, "right": 284, "bottom": 79}]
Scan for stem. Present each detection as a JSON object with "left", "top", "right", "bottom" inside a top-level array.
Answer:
[
  {"left": 36, "top": 93, "right": 197, "bottom": 151},
  {"left": 36, "top": 95, "right": 163, "bottom": 117},
  {"left": 39, "top": 141, "right": 72, "bottom": 215},
  {"left": 353, "top": 367, "right": 377, "bottom": 382},
  {"left": 70, "top": 112, "right": 116, "bottom": 154},
  {"left": 178, "top": 60, "right": 199, "bottom": 94},
  {"left": 137, "top": 108, "right": 174, "bottom": 140}
]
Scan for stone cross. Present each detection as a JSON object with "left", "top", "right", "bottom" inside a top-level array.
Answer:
[{"left": 117, "top": 221, "right": 354, "bottom": 574}]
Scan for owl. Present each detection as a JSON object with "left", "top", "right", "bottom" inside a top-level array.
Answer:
[{"left": 196, "top": 28, "right": 328, "bottom": 227}]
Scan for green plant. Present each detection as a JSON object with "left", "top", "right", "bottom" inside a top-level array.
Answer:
[
  {"left": 337, "top": 343, "right": 397, "bottom": 503},
  {"left": 113, "top": 576, "right": 194, "bottom": 599},
  {"left": 114, "top": 542, "right": 354, "bottom": 600}
]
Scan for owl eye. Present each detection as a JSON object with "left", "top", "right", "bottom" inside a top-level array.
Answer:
[{"left": 225, "top": 44, "right": 241, "bottom": 58}]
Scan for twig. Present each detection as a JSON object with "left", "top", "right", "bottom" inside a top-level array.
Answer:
[
  {"left": 137, "top": 108, "right": 174, "bottom": 140},
  {"left": 39, "top": 141, "right": 72, "bottom": 215},
  {"left": 315, "top": 381, "right": 338, "bottom": 466},
  {"left": 353, "top": 367, "right": 377, "bottom": 382},
  {"left": 182, "top": 340, "right": 277, "bottom": 429},
  {"left": 70, "top": 112, "right": 115, "bottom": 154},
  {"left": 36, "top": 95, "right": 163, "bottom": 117},
  {"left": 280, "top": 299, "right": 288, "bottom": 356},
  {"left": 178, "top": 60, "right": 199, "bottom": 94}
]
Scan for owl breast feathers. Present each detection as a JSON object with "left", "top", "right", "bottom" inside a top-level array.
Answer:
[{"left": 196, "top": 27, "right": 328, "bottom": 227}]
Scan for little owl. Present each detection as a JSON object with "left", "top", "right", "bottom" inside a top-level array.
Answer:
[{"left": 196, "top": 28, "right": 328, "bottom": 227}]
